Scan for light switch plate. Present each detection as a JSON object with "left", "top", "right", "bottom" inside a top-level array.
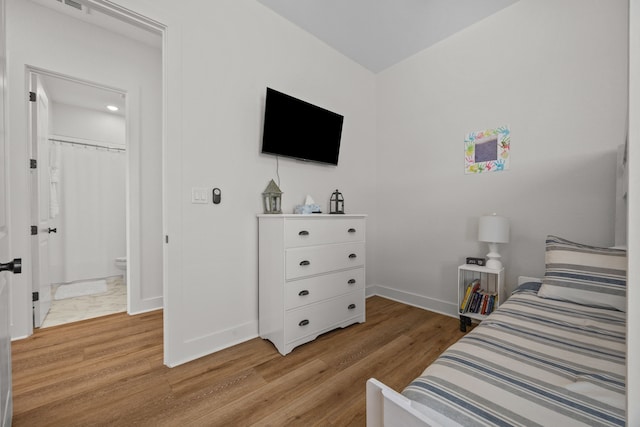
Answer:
[{"left": 191, "top": 187, "right": 208, "bottom": 204}]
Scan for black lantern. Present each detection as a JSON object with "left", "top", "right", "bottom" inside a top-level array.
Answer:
[
  {"left": 262, "top": 179, "right": 283, "bottom": 214},
  {"left": 329, "top": 189, "right": 344, "bottom": 214}
]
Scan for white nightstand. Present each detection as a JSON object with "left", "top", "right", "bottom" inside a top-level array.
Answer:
[{"left": 457, "top": 264, "right": 504, "bottom": 332}]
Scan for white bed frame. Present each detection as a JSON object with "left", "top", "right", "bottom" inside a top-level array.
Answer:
[
  {"left": 366, "top": 276, "right": 541, "bottom": 426},
  {"left": 366, "top": 378, "right": 444, "bottom": 427}
]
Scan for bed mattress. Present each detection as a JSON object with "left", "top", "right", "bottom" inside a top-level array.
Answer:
[{"left": 402, "top": 285, "right": 626, "bottom": 427}]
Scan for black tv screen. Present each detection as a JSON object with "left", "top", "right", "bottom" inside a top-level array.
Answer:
[{"left": 262, "top": 88, "right": 344, "bottom": 165}]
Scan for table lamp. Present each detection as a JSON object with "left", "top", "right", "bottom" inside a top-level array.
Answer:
[{"left": 478, "top": 213, "right": 509, "bottom": 270}]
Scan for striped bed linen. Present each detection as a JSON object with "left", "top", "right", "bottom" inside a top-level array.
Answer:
[
  {"left": 538, "top": 235, "right": 627, "bottom": 312},
  {"left": 402, "top": 286, "right": 626, "bottom": 426}
]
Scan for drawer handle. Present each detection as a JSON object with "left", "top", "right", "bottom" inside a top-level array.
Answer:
[
  {"left": 298, "top": 290, "right": 309, "bottom": 296},
  {"left": 298, "top": 230, "right": 309, "bottom": 236},
  {"left": 348, "top": 279, "right": 356, "bottom": 285},
  {"left": 348, "top": 303, "right": 356, "bottom": 310},
  {"left": 348, "top": 253, "right": 357, "bottom": 259},
  {"left": 299, "top": 319, "right": 310, "bottom": 327},
  {"left": 300, "top": 260, "right": 310, "bottom": 266},
  {"left": 348, "top": 228, "right": 356, "bottom": 233}
]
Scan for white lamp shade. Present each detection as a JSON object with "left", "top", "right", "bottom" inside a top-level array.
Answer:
[{"left": 478, "top": 214, "right": 509, "bottom": 243}]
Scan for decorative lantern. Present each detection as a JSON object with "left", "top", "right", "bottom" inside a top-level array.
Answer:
[
  {"left": 262, "top": 179, "right": 283, "bottom": 214},
  {"left": 329, "top": 189, "right": 344, "bottom": 214}
]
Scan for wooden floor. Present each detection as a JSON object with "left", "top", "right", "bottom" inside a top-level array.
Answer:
[{"left": 11, "top": 296, "right": 464, "bottom": 426}]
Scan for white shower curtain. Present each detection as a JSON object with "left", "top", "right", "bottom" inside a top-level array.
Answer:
[{"left": 58, "top": 143, "right": 126, "bottom": 283}]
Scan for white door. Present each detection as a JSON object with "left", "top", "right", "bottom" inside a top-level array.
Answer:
[
  {"left": 29, "top": 74, "right": 52, "bottom": 328},
  {"left": 1, "top": 0, "right": 18, "bottom": 424},
  {"left": 0, "top": 142, "right": 14, "bottom": 423}
]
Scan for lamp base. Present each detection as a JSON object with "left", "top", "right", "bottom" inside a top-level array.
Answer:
[
  {"left": 485, "top": 258, "right": 503, "bottom": 270},
  {"left": 485, "top": 242, "right": 503, "bottom": 270}
]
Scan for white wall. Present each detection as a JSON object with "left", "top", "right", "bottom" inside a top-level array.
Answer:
[
  {"left": 627, "top": 0, "right": 639, "bottom": 424},
  {"left": 104, "top": 0, "right": 378, "bottom": 366},
  {"left": 6, "top": 0, "right": 162, "bottom": 337},
  {"left": 51, "top": 102, "right": 125, "bottom": 147},
  {"left": 372, "top": 0, "right": 629, "bottom": 316}
]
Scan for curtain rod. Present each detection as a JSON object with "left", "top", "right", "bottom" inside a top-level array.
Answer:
[{"left": 49, "top": 138, "right": 126, "bottom": 152}]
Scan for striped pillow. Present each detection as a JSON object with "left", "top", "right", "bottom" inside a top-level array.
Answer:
[{"left": 538, "top": 235, "right": 627, "bottom": 311}]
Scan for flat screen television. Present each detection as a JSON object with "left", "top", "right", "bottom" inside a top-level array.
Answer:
[{"left": 261, "top": 87, "right": 344, "bottom": 166}]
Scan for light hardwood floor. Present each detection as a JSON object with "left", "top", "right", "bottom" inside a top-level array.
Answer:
[{"left": 11, "top": 296, "right": 464, "bottom": 426}]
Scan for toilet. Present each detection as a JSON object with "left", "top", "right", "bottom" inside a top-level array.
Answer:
[{"left": 115, "top": 257, "right": 127, "bottom": 283}]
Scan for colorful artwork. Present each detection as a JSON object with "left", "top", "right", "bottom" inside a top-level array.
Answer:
[{"left": 464, "top": 126, "right": 510, "bottom": 174}]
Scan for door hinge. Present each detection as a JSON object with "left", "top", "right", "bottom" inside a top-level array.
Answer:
[
  {"left": 32, "top": 292, "right": 39, "bottom": 302},
  {"left": 31, "top": 225, "right": 38, "bottom": 235},
  {"left": 30, "top": 159, "right": 37, "bottom": 169},
  {"left": 29, "top": 91, "right": 36, "bottom": 102},
  {"left": 165, "top": 235, "right": 169, "bottom": 244}
]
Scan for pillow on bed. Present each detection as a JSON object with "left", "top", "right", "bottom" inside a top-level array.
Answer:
[{"left": 538, "top": 235, "right": 627, "bottom": 312}]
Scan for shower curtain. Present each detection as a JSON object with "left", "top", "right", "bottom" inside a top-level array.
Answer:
[{"left": 55, "top": 142, "right": 126, "bottom": 283}]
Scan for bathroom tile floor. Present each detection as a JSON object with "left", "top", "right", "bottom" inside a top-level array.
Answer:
[{"left": 41, "top": 276, "right": 127, "bottom": 328}]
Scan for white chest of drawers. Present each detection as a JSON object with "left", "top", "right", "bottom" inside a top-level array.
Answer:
[{"left": 258, "top": 214, "right": 366, "bottom": 355}]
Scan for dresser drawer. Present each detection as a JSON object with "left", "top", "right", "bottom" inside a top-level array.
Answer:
[
  {"left": 284, "top": 218, "right": 365, "bottom": 248},
  {"left": 285, "top": 291, "right": 365, "bottom": 343},
  {"left": 285, "top": 268, "right": 365, "bottom": 310},
  {"left": 286, "top": 242, "right": 365, "bottom": 280}
]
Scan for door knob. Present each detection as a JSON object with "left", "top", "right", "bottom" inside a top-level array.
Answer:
[
  {"left": 0, "top": 258, "right": 22, "bottom": 274},
  {"left": 48, "top": 228, "right": 57, "bottom": 233}
]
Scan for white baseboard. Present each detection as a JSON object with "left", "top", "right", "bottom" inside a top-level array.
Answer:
[
  {"left": 128, "top": 305, "right": 163, "bottom": 316},
  {"left": 366, "top": 284, "right": 458, "bottom": 319},
  {"left": 165, "top": 320, "right": 259, "bottom": 367},
  {"left": 129, "top": 296, "right": 163, "bottom": 316}
]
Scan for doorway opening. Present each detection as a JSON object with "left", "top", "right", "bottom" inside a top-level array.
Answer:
[
  {"left": 29, "top": 69, "right": 129, "bottom": 328},
  {"left": 15, "top": 0, "right": 166, "bottom": 334}
]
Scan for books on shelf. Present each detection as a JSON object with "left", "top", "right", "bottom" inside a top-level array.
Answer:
[
  {"left": 460, "top": 279, "right": 498, "bottom": 316},
  {"left": 460, "top": 279, "right": 480, "bottom": 312},
  {"left": 459, "top": 279, "right": 478, "bottom": 311}
]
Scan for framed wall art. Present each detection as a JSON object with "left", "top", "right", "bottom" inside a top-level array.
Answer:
[{"left": 464, "top": 126, "right": 510, "bottom": 174}]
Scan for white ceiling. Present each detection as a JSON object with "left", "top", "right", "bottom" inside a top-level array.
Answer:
[
  {"left": 39, "top": 73, "right": 126, "bottom": 117},
  {"left": 29, "top": 0, "right": 520, "bottom": 111},
  {"left": 257, "top": 0, "right": 519, "bottom": 73}
]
